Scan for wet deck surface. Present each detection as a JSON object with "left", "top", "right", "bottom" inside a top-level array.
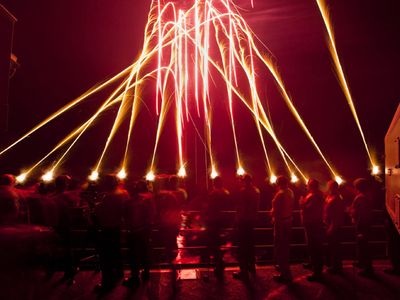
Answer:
[{"left": 1, "top": 261, "right": 399, "bottom": 300}]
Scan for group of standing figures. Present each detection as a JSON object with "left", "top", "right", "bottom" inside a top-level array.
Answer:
[
  {"left": 0, "top": 171, "right": 381, "bottom": 292},
  {"left": 205, "top": 175, "right": 375, "bottom": 283}
]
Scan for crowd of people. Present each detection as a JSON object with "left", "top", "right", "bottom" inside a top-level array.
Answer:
[{"left": 0, "top": 171, "right": 395, "bottom": 292}]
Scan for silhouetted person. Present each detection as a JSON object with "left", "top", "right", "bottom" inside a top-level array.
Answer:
[
  {"left": 154, "top": 178, "right": 181, "bottom": 263},
  {"left": 205, "top": 176, "right": 230, "bottom": 278},
  {"left": 271, "top": 176, "right": 294, "bottom": 283},
  {"left": 80, "top": 181, "right": 100, "bottom": 209},
  {"left": 15, "top": 186, "right": 30, "bottom": 224},
  {"left": 300, "top": 179, "right": 325, "bottom": 281},
  {"left": 324, "top": 180, "right": 345, "bottom": 274},
  {"left": 233, "top": 175, "right": 260, "bottom": 280},
  {"left": 168, "top": 176, "right": 188, "bottom": 208},
  {"left": 94, "top": 174, "right": 129, "bottom": 290},
  {"left": 123, "top": 181, "right": 155, "bottom": 287},
  {"left": 64, "top": 178, "right": 82, "bottom": 208},
  {"left": 0, "top": 174, "right": 19, "bottom": 225},
  {"left": 27, "top": 182, "right": 51, "bottom": 226},
  {"left": 51, "top": 175, "right": 79, "bottom": 283},
  {"left": 27, "top": 182, "right": 59, "bottom": 278},
  {"left": 351, "top": 178, "right": 374, "bottom": 277}
]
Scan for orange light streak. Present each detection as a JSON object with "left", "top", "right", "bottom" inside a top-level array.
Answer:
[
  {"left": 0, "top": 65, "right": 133, "bottom": 157},
  {"left": 316, "top": 0, "right": 375, "bottom": 169},
  {"left": 156, "top": 0, "right": 163, "bottom": 115}
]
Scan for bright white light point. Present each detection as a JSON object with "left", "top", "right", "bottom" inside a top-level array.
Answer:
[
  {"left": 42, "top": 171, "right": 54, "bottom": 182},
  {"left": 178, "top": 166, "right": 186, "bottom": 178},
  {"left": 270, "top": 175, "right": 277, "bottom": 184},
  {"left": 89, "top": 171, "right": 99, "bottom": 182},
  {"left": 291, "top": 174, "right": 299, "bottom": 183},
  {"left": 211, "top": 167, "right": 219, "bottom": 179},
  {"left": 117, "top": 169, "right": 127, "bottom": 180},
  {"left": 335, "top": 176, "right": 344, "bottom": 185},
  {"left": 16, "top": 173, "right": 27, "bottom": 183},
  {"left": 146, "top": 171, "right": 155, "bottom": 182},
  {"left": 372, "top": 165, "right": 380, "bottom": 175},
  {"left": 237, "top": 166, "right": 245, "bottom": 176}
]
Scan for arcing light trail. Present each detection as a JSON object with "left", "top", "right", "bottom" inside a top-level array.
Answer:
[
  {"left": 1, "top": 0, "right": 375, "bottom": 183},
  {"left": 316, "top": 0, "right": 378, "bottom": 173}
]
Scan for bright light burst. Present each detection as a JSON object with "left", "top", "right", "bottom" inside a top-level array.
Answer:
[
  {"left": 178, "top": 165, "right": 187, "bottom": 178},
  {"left": 42, "top": 171, "right": 54, "bottom": 182},
  {"left": 89, "top": 170, "right": 99, "bottom": 182},
  {"left": 335, "top": 176, "right": 344, "bottom": 186},
  {"left": 237, "top": 166, "right": 246, "bottom": 176},
  {"left": 211, "top": 166, "right": 219, "bottom": 179},
  {"left": 372, "top": 165, "right": 380, "bottom": 176},
  {"left": 0, "top": 0, "right": 374, "bottom": 182},
  {"left": 291, "top": 173, "right": 299, "bottom": 183},
  {"left": 270, "top": 174, "right": 277, "bottom": 184},
  {"left": 146, "top": 170, "right": 156, "bottom": 182},
  {"left": 16, "top": 173, "right": 27, "bottom": 184},
  {"left": 117, "top": 168, "right": 127, "bottom": 180}
]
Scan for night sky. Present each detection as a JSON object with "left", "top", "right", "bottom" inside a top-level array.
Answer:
[{"left": 1, "top": 0, "right": 400, "bottom": 183}]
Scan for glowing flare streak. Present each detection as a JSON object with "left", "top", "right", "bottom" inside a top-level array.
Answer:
[
  {"left": 24, "top": 97, "right": 122, "bottom": 177},
  {"left": 205, "top": 11, "right": 292, "bottom": 176},
  {"left": 184, "top": 13, "right": 189, "bottom": 121},
  {"left": 208, "top": 4, "right": 285, "bottom": 175},
  {"left": 207, "top": 3, "right": 329, "bottom": 176},
  {"left": 225, "top": 10, "right": 324, "bottom": 175},
  {"left": 316, "top": 0, "right": 375, "bottom": 167},
  {"left": 54, "top": 80, "right": 130, "bottom": 173},
  {"left": 176, "top": 11, "right": 185, "bottom": 172},
  {"left": 194, "top": 1, "right": 200, "bottom": 115},
  {"left": 0, "top": 65, "right": 133, "bottom": 157},
  {"left": 265, "top": 61, "right": 337, "bottom": 177},
  {"left": 156, "top": 0, "right": 162, "bottom": 115},
  {"left": 213, "top": 16, "right": 241, "bottom": 169},
  {"left": 197, "top": 44, "right": 304, "bottom": 180},
  {"left": 24, "top": 70, "right": 151, "bottom": 177}
]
